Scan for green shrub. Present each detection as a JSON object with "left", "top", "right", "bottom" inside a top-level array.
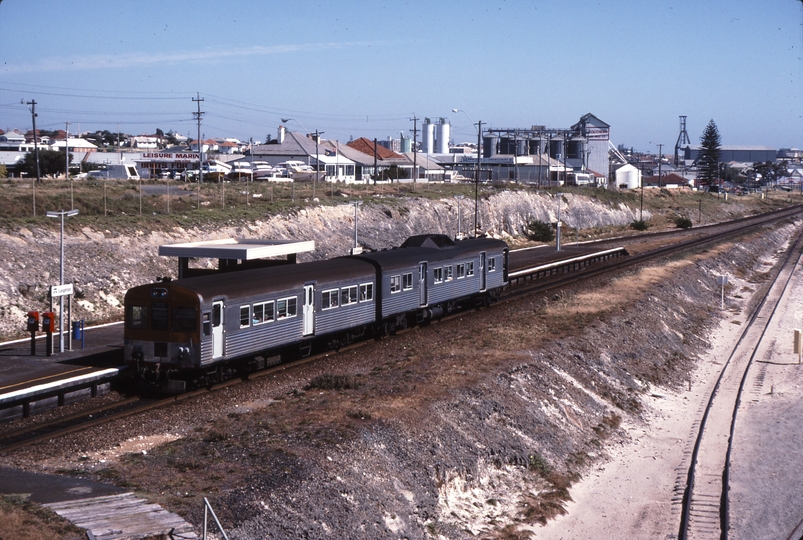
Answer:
[
  {"left": 630, "top": 219, "right": 649, "bottom": 231},
  {"left": 674, "top": 216, "right": 693, "bottom": 229},
  {"left": 526, "top": 219, "right": 555, "bottom": 242}
]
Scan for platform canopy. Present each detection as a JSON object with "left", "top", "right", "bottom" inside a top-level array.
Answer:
[
  {"left": 159, "top": 238, "right": 315, "bottom": 278},
  {"left": 159, "top": 238, "right": 314, "bottom": 260}
]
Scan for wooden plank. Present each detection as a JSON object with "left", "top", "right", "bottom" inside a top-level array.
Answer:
[{"left": 45, "top": 492, "right": 198, "bottom": 540}]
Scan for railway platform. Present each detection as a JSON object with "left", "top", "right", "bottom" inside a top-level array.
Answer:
[
  {"left": 508, "top": 244, "right": 628, "bottom": 283},
  {"left": 0, "top": 322, "right": 125, "bottom": 420}
]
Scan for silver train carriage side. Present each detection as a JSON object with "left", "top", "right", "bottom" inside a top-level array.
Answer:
[{"left": 123, "top": 234, "right": 508, "bottom": 387}]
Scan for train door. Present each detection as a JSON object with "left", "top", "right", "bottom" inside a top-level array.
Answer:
[
  {"left": 303, "top": 284, "right": 314, "bottom": 336},
  {"left": 479, "top": 252, "right": 487, "bottom": 291},
  {"left": 212, "top": 300, "right": 224, "bottom": 359},
  {"left": 419, "top": 262, "right": 428, "bottom": 306}
]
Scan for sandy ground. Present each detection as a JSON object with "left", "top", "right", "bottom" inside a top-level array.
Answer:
[
  {"left": 729, "top": 252, "right": 803, "bottom": 540},
  {"left": 537, "top": 239, "right": 803, "bottom": 540}
]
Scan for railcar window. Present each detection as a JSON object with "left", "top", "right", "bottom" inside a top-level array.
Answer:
[
  {"left": 467, "top": 261, "right": 475, "bottom": 277},
  {"left": 359, "top": 283, "right": 373, "bottom": 302},
  {"left": 277, "top": 297, "right": 297, "bottom": 319},
  {"left": 240, "top": 305, "right": 251, "bottom": 328},
  {"left": 433, "top": 267, "right": 443, "bottom": 283},
  {"left": 151, "top": 302, "right": 168, "bottom": 331},
  {"left": 171, "top": 307, "right": 197, "bottom": 332},
  {"left": 456, "top": 263, "right": 465, "bottom": 279},
  {"left": 129, "top": 306, "right": 148, "bottom": 329},
  {"left": 390, "top": 275, "right": 401, "bottom": 293},
  {"left": 341, "top": 285, "right": 358, "bottom": 305},
  {"left": 402, "top": 273, "right": 413, "bottom": 290},
  {"left": 488, "top": 257, "right": 496, "bottom": 272},
  {"left": 444, "top": 266, "right": 453, "bottom": 282},
  {"left": 262, "top": 301, "right": 275, "bottom": 322},
  {"left": 203, "top": 313, "right": 211, "bottom": 336},
  {"left": 322, "top": 289, "right": 339, "bottom": 310},
  {"left": 253, "top": 301, "right": 275, "bottom": 324}
]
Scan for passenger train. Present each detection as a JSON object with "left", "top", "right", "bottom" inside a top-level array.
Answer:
[{"left": 123, "top": 234, "right": 509, "bottom": 390}]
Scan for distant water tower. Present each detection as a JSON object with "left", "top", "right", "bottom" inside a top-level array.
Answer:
[{"left": 400, "top": 132, "right": 412, "bottom": 153}]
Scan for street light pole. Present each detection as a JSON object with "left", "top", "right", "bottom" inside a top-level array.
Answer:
[
  {"left": 350, "top": 200, "right": 363, "bottom": 254},
  {"left": 555, "top": 193, "right": 563, "bottom": 251},
  {"left": 475, "top": 120, "right": 482, "bottom": 237},
  {"left": 314, "top": 130, "right": 324, "bottom": 200},
  {"left": 452, "top": 109, "right": 482, "bottom": 236},
  {"left": 46, "top": 209, "right": 79, "bottom": 353},
  {"left": 455, "top": 195, "right": 465, "bottom": 238},
  {"left": 281, "top": 118, "right": 310, "bottom": 135}
]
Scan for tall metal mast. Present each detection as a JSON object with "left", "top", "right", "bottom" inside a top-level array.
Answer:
[{"left": 674, "top": 115, "right": 691, "bottom": 166}]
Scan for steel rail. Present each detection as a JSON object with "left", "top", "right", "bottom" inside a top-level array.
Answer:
[{"left": 677, "top": 221, "right": 803, "bottom": 539}]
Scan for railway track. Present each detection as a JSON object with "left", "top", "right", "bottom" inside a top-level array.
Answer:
[
  {"left": 2, "top": 205, "right": 800, "bottom": 456},
  {"left": 0, "top": 338, "right": 364, "bottom": 454},
  {"left": 675, "top": 215, "right": 803, "bottom": 539},
  {"left": 504, "top": 204, "right": 803, "bottom": 301}
]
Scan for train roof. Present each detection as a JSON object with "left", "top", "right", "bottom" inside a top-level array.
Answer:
[
  {"left": 352, "top": 235, "right": 507, "bottom": 271},
  {"left": 130, "top": 257, "right": 375, "bottom": 302}
]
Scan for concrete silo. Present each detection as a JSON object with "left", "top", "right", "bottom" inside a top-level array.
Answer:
[
  {"left": 615, "top": 163, "right": 641, "bottom": 189},
  {"left": 422, "top": 119, "right": 435, "bottom": 154},
  {"left": 436, "top": 118, "right": 450, "bottom": 154}
]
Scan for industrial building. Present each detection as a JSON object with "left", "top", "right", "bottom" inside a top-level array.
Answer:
[
  {"left": 681, "top": 145, "right": 778, "bottom": 165},
  {"left": 441, "top": 113, "right": 611, "bottom": 186}
]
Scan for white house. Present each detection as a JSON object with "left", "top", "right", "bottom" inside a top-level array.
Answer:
[{"left": 129, "top": 136, "right": 159, "bottom": 149}]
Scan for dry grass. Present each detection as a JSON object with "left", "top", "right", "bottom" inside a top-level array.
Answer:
[
  {"left": 544, "top": 260, "right": 693, "bottom": 317},
  {"left": 0, "top": 495, "right": 85, "bottom": 540}
]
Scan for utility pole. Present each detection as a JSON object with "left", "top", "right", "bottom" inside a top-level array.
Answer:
[
  {"left": 193, "top": 93, "right": 205, "bottom": 191},
  {"left": 65, "top": 121, "right": 73, "bottom": 209},
  {"left": 373, "top": 138, "right": 378, "bottom": 185},
  {"left": 27, "top": 100, "right": 41, "bottom": 188},
  {"left": 410, "top": 115, "right": 419, "bottom": 185},
  {"left": 475, "top": 120, "right": 483, "bottom": 236},
  {"left": 314, "top": 130, "right": 323, "bottom": 199},
  {"left": 657, "top": 143, "right": 663, "bottom": 188}
]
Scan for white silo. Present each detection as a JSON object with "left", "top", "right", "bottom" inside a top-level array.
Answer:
[
  {"left": 436, "top": 118, "right": 450, "bottom": 154},
  {"left": 615, "top": 163, "right": 641, "bottom": 189},
  {"left": 422, "top": 118, "right": 435, "bottom": 154}
]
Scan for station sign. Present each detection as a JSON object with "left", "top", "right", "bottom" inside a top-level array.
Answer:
[{"left": 51, "top": 284, "right": 74, "bottom": 297}]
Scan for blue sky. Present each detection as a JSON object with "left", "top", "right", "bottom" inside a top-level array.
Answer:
[{"left": 1, "top": 0, "right": 801, "bottom": 152}]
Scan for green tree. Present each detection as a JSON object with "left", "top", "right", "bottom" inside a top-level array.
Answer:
[
  {"left": 378, "top": 164, "right": 408, "bottom": 182},
  {"left": 20, "top": 149, "right": 71, "bottom": 177},
  {"left": 696, "top": 119, "right": 721, "bottom": 187},
  {"left": 526, "top": 219, "right": 555, "bottom": 242},
  {"left": 752, "top": 161, "right": 788, "bottom": 188}
]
